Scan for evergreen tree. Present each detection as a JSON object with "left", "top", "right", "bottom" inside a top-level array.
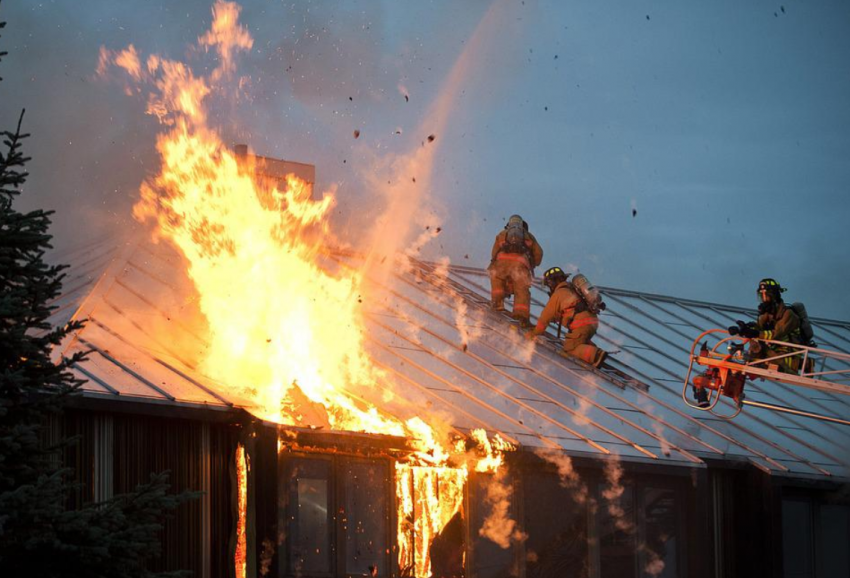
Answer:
[{"left": 0, "top": 7, "right": 197, "bottom": 577}]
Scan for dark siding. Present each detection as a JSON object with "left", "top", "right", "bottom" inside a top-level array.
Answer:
[
  {"left": 56, "top": 408, "right": 242, "bottom": 578},
  {"left": 62, "top": 410, "right": 97, "bottom": 508},
  {"left": 113, "top": 414, "right": 205, "bottom": 575},
  {"left": 709, "top": 467, "right": 782, "bottom": 578},
  {"left": 254, "top": 427, "right": 279, "bottom": 578},
  {"left": 211, "top": 424, "right": 240, "bottom": 578}
]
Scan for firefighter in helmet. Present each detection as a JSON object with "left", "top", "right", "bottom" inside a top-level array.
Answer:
[
  {"left": 526, "top": 266, "right": 608, "bottom": 368},
  {"left": 488, "top": 215, "right": 543, "bottom": 328},
  {"left": 727, "top": 278, "right": 803, "bottom": 373}
]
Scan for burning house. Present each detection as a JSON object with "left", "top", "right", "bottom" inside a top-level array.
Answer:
[
  {"left": 50, "top": 227, "right": 850, "bottom": 578},
  {"left": 51, "top": 4, "right": 849, "bottom": 577}
]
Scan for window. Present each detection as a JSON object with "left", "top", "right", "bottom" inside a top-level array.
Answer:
[
  {"left": 782, "top": 498, "right": 814, "bottom": 578},
  {"left": 523, "top": 473, "right": 590, "bottom": 578},
  {"left": 598, "top": 484, "right": 637, "bottom": 578},
  {"left": 782, "top": 497, "right": 850, "bottom": 578},
  {"left": 470, "top": 473, "right": 517, "bottom": 578},
  {"left": 344, "top": 461, "right": 389, "bottom": 576},
  {"left": 280, "top": 455, "right": 390, "bottom": 578},
  {"left": 285, "top": 458, "right": 333, "bottom": 577},
  {"left": 817, "top": 504, "right": 849, "bottom": 578},
  {"left": 590, "top": 480, "right": 683, "bottom": 578},
  {"left": 641, "top": 488, "right": 678, "bottom": 578}
]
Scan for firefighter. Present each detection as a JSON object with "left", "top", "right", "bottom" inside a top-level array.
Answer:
[
  {"left": 728, "top": 278, "right": 803, "bottom": 373},
  {"left": 526, "top": 266, "right": 608, "bottom": 368},
  {"left": 488, "top": 214, "right": 543, "bottom": 328}
]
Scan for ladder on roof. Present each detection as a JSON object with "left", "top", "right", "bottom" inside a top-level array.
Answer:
[
  {"left": 412, "top": 259, "right": 644, "bottom": 390},
  {"left": 682, "top": 328, "right": 850, "bottom": 424}
]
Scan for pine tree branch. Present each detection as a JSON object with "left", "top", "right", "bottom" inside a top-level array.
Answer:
[{"left": 1, "top": 110, "right": 31, "bottom": 201}]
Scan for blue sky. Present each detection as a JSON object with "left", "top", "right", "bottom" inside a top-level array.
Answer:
[{"left": 2, "top": 0, "right": 849, "bottom": 320}]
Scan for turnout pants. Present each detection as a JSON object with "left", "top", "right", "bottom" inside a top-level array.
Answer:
[
  {"left": 562, "top": 318, "right": 603, "bottom": 365},
  {"left": 489, "top": 258, "right": 532, "bottom": 321}
]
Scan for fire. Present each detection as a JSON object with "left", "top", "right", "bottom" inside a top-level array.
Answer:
[
  {"left": 100, "top": 3, "right": 519, "bottom": 576},
  {"left": 132, "top": 122, "right": 403, "bottom": 432},
  {"left": 469, "top": 429, "right": 513, "bottom": 473},
  {"left": 396, "top": 464, "right": 467, "bottom": 578},
  {"left": 235, "top": 443, "right": 248, "bottom": 578}
]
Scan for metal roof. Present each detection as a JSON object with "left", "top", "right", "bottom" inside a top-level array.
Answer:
[{"left": 54, "top": 238, "right": 850, "bottom": 480}]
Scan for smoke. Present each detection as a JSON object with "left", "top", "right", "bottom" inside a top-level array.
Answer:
[
  {"left": 450, "top": 296, "right": 481, "bottom": 353},
  {"left": 601, "top": 457, "right": 633, "bottom": 533},
  {"left": 422, "top": 259, "right": 488, "bottom": 351},
  {"left": 601, "top": 456, "right": 669, "bottom": 576},
  {"left": 534, "top": 448, "right": 588, "bottom": 505},
  {"left": 637, "top": 396, "right": 673, "bottom": 457},
  {"left": 359, "top": 0, "right": 514, "bottom": 283},
  {"left": 478, "top": 466, "right": 527, "bottom": 549},
  {"left": 641, "top": 546, "right": 666, "bottom": 577}
]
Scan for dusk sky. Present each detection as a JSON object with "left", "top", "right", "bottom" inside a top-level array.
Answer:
[{"left": 2, "top": 0, "right": 849, "bottom": 320}]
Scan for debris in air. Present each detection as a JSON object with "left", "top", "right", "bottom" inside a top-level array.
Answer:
[
  {"left": 632, "top": 209, "right": 637, "bottom": 218},
  {"left": 353, "top": 129, "right": 360, "bottom": 139},
  {"left": 427, "top": 134, "right": 436, "bottom": 142}
]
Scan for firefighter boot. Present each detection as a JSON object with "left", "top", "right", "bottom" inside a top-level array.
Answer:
[
  {"left": 592, "top": 350, "right": 608, "bottom": 368},
  {"left": 692, "top": 383, "right": 711, "bottom": 408}
]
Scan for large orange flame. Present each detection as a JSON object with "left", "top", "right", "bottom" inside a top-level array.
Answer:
[{"left": 100, "top": 3, "right": 519, "bottom": 576}]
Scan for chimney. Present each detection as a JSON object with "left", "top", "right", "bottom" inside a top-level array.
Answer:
[{"left": 231, "top": 143, "right": 317, "bottom": 199}]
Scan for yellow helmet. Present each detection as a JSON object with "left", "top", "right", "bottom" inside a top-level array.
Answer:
[
  {"left": 757, "top": 278, "right": 786, "bottom": 303},
  {"left": 543, "top": 266, "right": 568, "bottom": 294}
]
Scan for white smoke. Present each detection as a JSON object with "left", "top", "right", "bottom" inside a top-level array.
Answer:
[
  {"left": 637, "top": 396, "right": 673, "bottom": 457},
  {"left": 478, "top": 467, "right": 527, "bottom": 549},
  {"left": 534, "top": 448, "right": 588, "bottom": 505},
  {"left": 601, "top": 457, "right": 633, "bottom": 533},
  {"left": 641, "top": 545, "right": 666, "bottom": 577}
]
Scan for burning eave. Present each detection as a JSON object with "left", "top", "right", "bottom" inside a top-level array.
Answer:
[{"left": 275, "top": 423, "right": 417, "bottom": 459}]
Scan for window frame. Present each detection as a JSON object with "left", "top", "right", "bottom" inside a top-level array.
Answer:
[
  {"left": 278, "top": 452, "right": 393, "bottom": 578},
  {"left": 588, "top": 473, "right": 688, "bottom": 578}
]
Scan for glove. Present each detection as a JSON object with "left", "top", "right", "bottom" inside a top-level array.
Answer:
[
  {"left": 729, "top": 320, "right": 757, "bottom": 337},
  {"left": 736, "top": 320, "right": 759, "bottom": 338}
]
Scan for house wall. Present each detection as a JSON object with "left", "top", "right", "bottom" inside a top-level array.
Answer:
[
  {"left": 780, "top": 486, "right": 850, "bottom": 578},
  {"left": 60, "top": 407, "right": 244, "bottom": 578},
  {"left": 272, "top": 449, "right": 395, "bottom": 578},
  {"left": 516, "top": 460, "right": 707, "bottom": 578},
  {"left": 54, "top": 407, "right": 850, "bottom": 578},
  {"left": 707, "top": 466, "right": 850, "bottom": 578}
]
